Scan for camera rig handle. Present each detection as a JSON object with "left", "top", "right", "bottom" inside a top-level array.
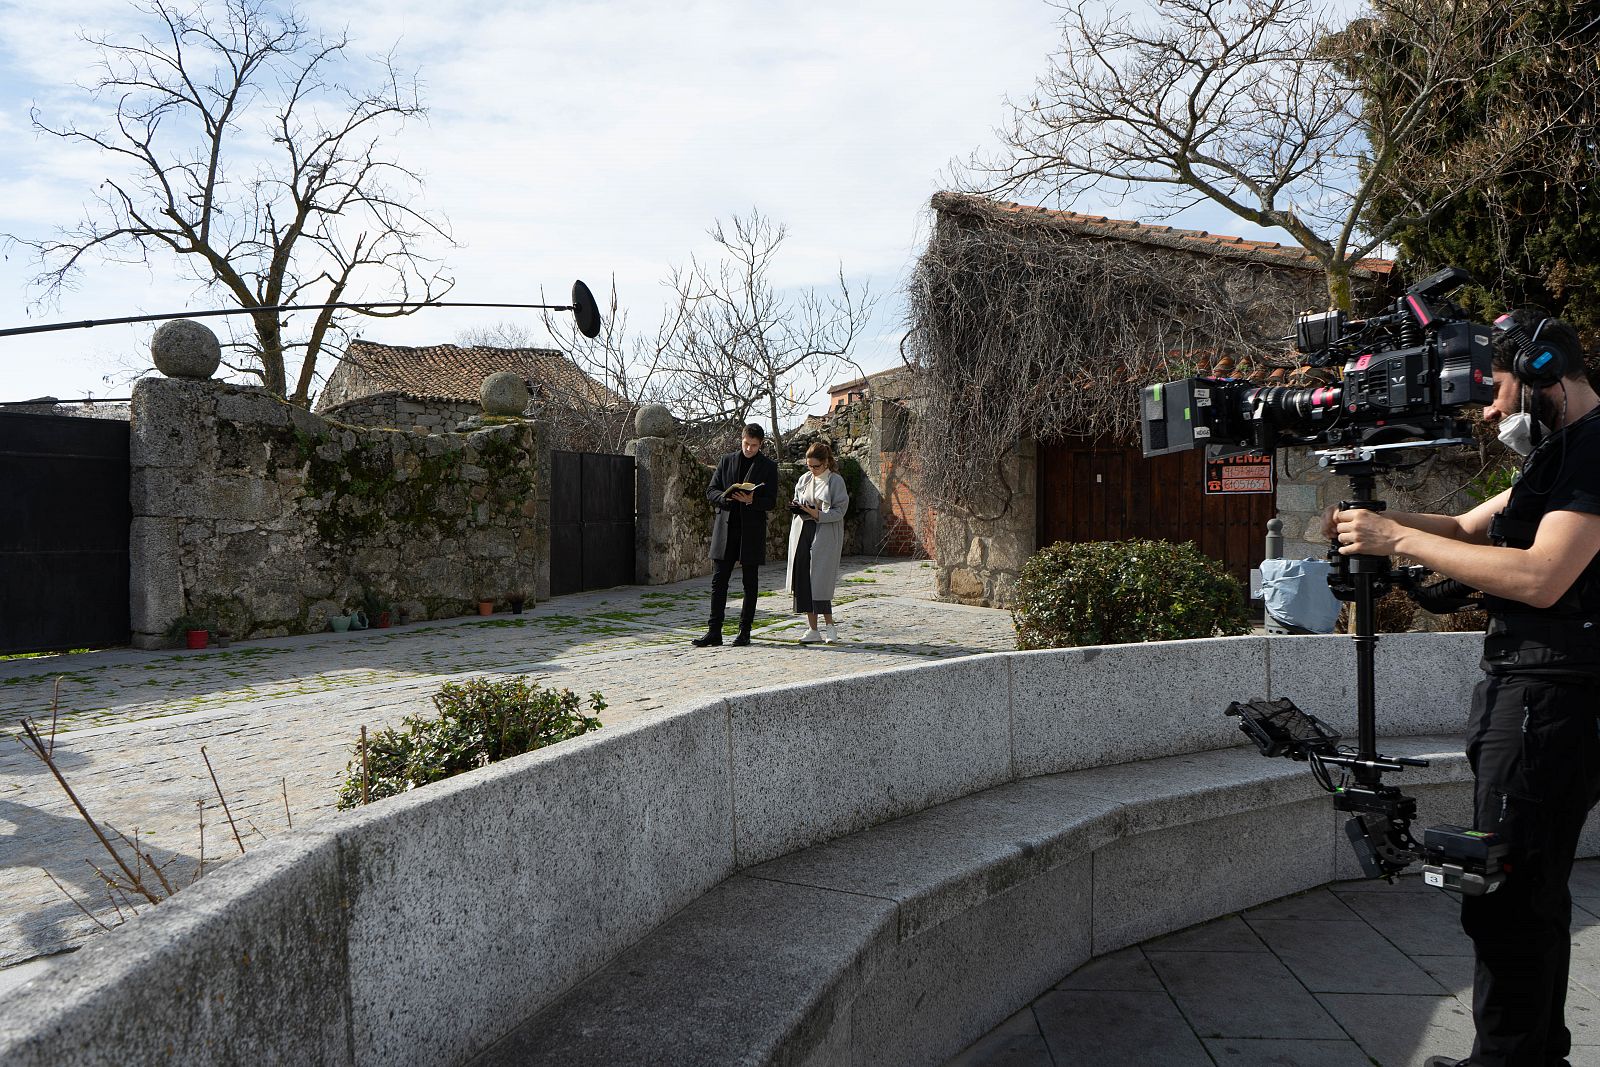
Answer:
[{"left": 1222, "top": 442, "right": 1507, "bottom": 893}]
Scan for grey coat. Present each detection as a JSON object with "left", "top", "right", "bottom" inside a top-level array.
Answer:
[{"left": 784, "top": 470, "right": 849, "bottom": 601}]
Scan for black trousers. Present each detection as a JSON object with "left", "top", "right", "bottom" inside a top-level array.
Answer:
[
  {"left": 790, "top": 520, "right": 832, "bottom": 615},
  {"left": 1461, "top": 673, "right": 1600, "bottom": 1067},
  {"left": 708, "top": 556, "right": 759, "bottom": 635}
]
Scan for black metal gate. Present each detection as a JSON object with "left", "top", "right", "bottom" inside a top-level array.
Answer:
[
  {"left": 550, "top": 451, "right": 635, "bottom": 596},
  {"left": 0, "top": 412, "right": 131, "bottom": 653}
]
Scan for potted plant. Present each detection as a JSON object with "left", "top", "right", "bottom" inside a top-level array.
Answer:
[
  {"left": 164, "top": 614, "right": 210, "bottom": 650},
  {"left": 215, "top": 628, "right": 232, "bottom": 649},
  {"left": 360, "top": 587, "right": 391, "bottom": 629},
  {"left": 508, "top": 592, "right": 526, "bottom": 615},
  {"left": 477, "top": 598, "right": 495, "bottom": 616},
  {"left": 330, "top": 612, "right": 353, "bottom": 633}
]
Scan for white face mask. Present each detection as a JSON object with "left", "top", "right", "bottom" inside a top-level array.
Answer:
[{"left": 1497, "top": 411, "right": 1544, "bottom": 456}]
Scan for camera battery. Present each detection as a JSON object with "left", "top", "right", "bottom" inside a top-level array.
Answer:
[
  {"left": 1423, "top": 824, "right": 1505, "bottom": 862},
  {"left": 1421, "top": 824, "right": 1508, "bottom": 896}
]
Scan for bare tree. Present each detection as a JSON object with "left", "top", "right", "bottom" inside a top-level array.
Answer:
[
  {"left": 969, "top": 0, "right": 1579, "bottom": 311},
  {"left": 653, "top": 210, "right": 874, "bottom": 454},
  {"left": 5, "top": 0, "right": 453, "bottom": 404}
]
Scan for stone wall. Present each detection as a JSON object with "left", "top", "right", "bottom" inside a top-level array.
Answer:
[
  {"left": 129, "top": 377, "right": 548, "bottom": 647},
  {"left": 630, "top": 430, "right": 871, "bottom": 585},
  {"left": 783, "top": 399, "right": 883, "bottom": 555},
  {"left": 317, "top": 391, "right": 479, "bottom": 436},
  {"left": 933, "top": 439, "right": 1036, "bottom": 607},
  {"left": 629, "top": 435, "right": 716, "bottom": 585}
]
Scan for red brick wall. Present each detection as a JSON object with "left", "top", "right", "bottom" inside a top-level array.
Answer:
[{"left": 880, "top": 451, "right": 934, "bottom": 558}]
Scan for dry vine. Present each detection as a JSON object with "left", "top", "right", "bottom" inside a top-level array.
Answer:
[{"left": 904, "top": 194, "right": 1358, "bottom": 510}]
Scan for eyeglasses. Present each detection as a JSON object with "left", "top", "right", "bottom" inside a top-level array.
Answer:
[{"left": 806, "top": 461, "right": 824, "bottom": 469}]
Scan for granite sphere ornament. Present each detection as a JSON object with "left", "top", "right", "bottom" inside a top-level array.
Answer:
[
  {"left": 480, "top": 371, "right": 531, "bottom": 416},
  {"left": 634, "top": 403, "right": 677, "bottom": 438},
  {"left": 150, "top": 319, "right": 222, "bottom": 380}
]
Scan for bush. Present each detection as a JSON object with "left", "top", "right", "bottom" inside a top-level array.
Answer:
[
  {"left": 1012, "top": 539, "right": 1250, "bottom": 649},
  {"left": 337, "top": 676, "right": 606, "bottom": 808}
]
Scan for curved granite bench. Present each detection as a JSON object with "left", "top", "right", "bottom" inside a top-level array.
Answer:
[
  {"left": 0, "top": 633, "right": 1517, "bottom": 1066},
  {"left": 471, "top": 735, "right": 1481, "bottom": 1067}
]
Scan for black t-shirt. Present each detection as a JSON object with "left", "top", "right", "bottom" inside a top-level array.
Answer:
[
  {"left": 1487, "top": 407, "right": 1600, "bottom": 616},
  {"left": 1481, "top": 407, "right": 1600, "bottom": 676}
]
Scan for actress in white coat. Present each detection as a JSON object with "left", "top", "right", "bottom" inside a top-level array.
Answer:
[{"left": 785, "top": 442, "right": 849, "bottom": 644}]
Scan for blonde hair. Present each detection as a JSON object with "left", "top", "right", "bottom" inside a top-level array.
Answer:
[{"left": 804, "top": 441, "right": 838, "bottom": 474}]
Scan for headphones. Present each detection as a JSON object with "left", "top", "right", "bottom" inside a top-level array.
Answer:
[{"left": 1495, "top": 311, "right": 1570, "bottom": 388}]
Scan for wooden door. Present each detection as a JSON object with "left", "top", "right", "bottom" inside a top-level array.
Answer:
[{"left": 1036, "top": 437, "right": 1275, "bottom": 588}]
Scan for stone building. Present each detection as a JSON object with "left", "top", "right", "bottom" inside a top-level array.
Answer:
[
  {"left": 908, "top": 191, "right": 1458, "bottom": 608},
  {"left": 316, "top": 339, "right": 628, "bottom": 449}
]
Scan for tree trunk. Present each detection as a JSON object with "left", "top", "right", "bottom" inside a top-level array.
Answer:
[{"left": 1325, "top": 264, "right": 1354, "bottom": 314}]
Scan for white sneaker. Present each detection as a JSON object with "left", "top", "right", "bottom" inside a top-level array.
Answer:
[
  {"left": 824, "top": 623, "right": 839, "bottom": 644},
  {"left": 799, "top": 628, "right": 823, "bottom": 644}
]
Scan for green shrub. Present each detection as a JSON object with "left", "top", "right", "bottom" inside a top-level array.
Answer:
[
  {"left": 337, "top": 676, "right": 605, "bottom": 808},
  {"left": 1012, "top": 539, "right": 1250, "bottom": 650}
]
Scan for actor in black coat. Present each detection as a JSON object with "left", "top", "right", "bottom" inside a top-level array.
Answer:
[{"left": 694, "top": 424, "right": 779, "bottom": 646}]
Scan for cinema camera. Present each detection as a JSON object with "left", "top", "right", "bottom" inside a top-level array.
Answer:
[{"left": 1140, "top": 266, "right": 1509, "bottom": 896}]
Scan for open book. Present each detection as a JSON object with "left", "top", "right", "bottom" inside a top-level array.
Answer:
[{"left": 722, "top": 482, "right": 763, "bottom": 496}]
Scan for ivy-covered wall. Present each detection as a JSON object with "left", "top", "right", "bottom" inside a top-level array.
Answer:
[{"left": 129, "top": 378, "right": 547, "bottom": 647}]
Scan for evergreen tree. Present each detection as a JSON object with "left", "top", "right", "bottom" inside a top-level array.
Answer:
[{"left": 1360, "top": 0, "right": 1600, "bottom": 332}]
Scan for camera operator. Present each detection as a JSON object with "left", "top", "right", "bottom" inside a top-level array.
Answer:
[{"left": 1328, "top": 316, "right": 1600, "bottom": 1067}]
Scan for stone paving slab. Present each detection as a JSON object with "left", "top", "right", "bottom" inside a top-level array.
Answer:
[
  {"left": 0, "top": 558, "right": 1012, "bottom": 969},
  {"left": 948, "top": 863, "right": 1600, "bottom": 1067}
]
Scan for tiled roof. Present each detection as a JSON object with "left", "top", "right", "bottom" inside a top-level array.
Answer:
[
  {"left": 337, "top": 340, "right": 624, "bottom": 408},
  {"left": 931, "top": 192, "right": 1393, "bottom": 278}
]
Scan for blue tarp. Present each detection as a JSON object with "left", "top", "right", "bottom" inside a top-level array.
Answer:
[{"left": 1260, "top": 558, "right": 1341, "bottom": 634}]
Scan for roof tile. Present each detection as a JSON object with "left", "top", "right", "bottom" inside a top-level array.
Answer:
[
  {"left": 337, "top": 340, "right": 624, "bottom": 408},
  {"left": 931, "top": 191, "right": 1394, "bottom": 278}
]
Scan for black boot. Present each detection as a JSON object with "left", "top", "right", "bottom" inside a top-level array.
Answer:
[
  {"left": 691, "top": 630, "right": 722, "bottom": 647},
  {"left": 730, "top": 630, "right": 752, "bottom": 647}
]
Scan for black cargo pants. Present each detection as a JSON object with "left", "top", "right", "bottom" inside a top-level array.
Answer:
[{"left": 1461, "top": 673, "right": 1600, "bottom": 1066}]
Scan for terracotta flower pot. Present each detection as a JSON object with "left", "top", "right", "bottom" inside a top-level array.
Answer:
[
  {"left": 185, "top": 629, "right": 208, "bottom": 650},
  {"left": 477, "top": 600, "right": 494, "bottom": 616}
]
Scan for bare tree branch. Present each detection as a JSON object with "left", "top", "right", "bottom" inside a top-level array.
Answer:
[
  {"left": 652, "top": 209, "right": 876, "bottom": 454},
  {"left": 965, "top": 0, "right": 1572, "bottom": 310},
  {"left": 2, "top": 0, "right": 454, "bottom": 404}
]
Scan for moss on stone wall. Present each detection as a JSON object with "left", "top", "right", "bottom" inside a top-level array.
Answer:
[{"left": 288, "top": 425, "right": 534, "bottom": 546}]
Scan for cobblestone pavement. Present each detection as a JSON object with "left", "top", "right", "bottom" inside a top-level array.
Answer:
[
  {"left": 0, "top": 557, "right": 1013, "bottom": 970},
  {"left": 948, "top": 863, "right": 1600, "bottom": 1067}
]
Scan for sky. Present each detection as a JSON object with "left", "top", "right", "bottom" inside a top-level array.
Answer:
[{"left": 0, "top": 0, "right": 1303, "bottom": 416}]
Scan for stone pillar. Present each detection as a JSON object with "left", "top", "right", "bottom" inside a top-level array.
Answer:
[
  {"left": 128, "top": 376, "right": 219, "bottom": 648},
  {"left": 933, "top": 438, "right": 1037, "bottom": 607},
  {"left": 627, "top": 405, "right": 715, "bottom": 585}
]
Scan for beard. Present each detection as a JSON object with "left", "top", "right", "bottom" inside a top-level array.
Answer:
[{"left": 1529, "top": 385, "right": 1567, "bottom": 429}]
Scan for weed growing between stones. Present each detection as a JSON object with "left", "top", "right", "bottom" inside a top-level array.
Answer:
[
  {"left": 337, "top": 676, "right": 605, "bottom": 809},
  {"left": 14, "top": 678, "right": 282, "bottom": 929}
]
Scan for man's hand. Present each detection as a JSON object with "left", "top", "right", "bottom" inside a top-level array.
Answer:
[
  {"left": 1333, "top": 508, "right": 1407, "bottom": 556},
  {"left": 730, "top": 490, "right": 754, "bottom": 505}
]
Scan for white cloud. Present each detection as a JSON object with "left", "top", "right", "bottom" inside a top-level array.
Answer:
[{"left": 0, "top": 0, "right": 1309, "bottom": 409}]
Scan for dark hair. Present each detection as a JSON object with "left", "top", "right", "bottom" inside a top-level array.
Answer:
[
  {"left": 742, "top": 422, "right": 765, "bottom": 440},
  {"left": 804, "top": 441, "right": 838, "bottom": 473},
  {"left": 1492, "top": 312, "right": 1588, "bottom": 383}
]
